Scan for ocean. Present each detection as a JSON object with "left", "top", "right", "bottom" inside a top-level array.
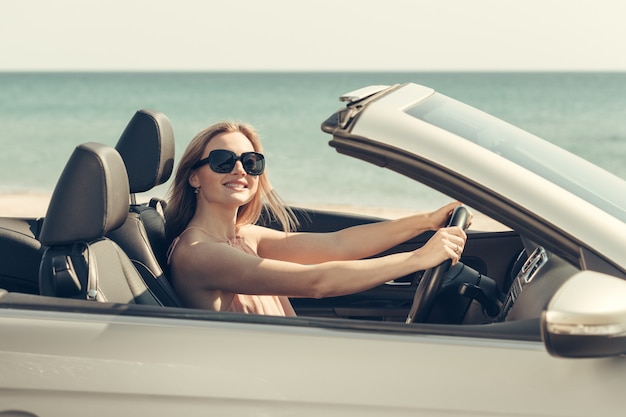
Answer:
[{"left": 1, "top": 72, "right": 625, "bottom": 211}]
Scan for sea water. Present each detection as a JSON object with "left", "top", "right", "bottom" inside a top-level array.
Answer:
[{"left": 1, "top": 72, "right": 625, "bottom": 210}]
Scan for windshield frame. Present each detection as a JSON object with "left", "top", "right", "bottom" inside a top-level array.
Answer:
[{"left": 405, "top": 93, "right": 626, "bottom": 222}]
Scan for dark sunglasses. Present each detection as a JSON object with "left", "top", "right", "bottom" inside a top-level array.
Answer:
[{"left": 192, "top": 149, "right": 265, "bottom": 176}]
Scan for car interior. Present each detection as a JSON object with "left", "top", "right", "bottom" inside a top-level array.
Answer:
[{"left": 0, "top": 108, "right": 594, "bottom": 342}]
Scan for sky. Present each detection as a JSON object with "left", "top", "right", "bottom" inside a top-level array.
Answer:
[{"left": 1, "top": 0, "right": 626, "bottom": 72}]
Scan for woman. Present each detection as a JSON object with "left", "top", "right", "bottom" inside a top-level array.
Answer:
[{"left": 165, "top": 121, "right": 469, "bottom": 316}]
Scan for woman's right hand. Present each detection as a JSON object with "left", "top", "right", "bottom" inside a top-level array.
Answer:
[{"left": 413, "top": 226, "right": 466, "bottom": 269}]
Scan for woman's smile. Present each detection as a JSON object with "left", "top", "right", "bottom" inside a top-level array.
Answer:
[{"left": 224, "top": 180, "right": 248, "bottom": 190}]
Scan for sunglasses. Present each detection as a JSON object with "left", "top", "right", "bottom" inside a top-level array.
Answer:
[{"left": 193, "top": 149, "right": 265, "bottom": 176}]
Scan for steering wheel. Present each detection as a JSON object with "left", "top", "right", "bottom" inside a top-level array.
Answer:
[{"left": 406, "top": 206, "right": 470, "bottom": 324}]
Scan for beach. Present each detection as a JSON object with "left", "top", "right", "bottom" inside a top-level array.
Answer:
[
  {"left": 0, "top": 192, "right": 51, "bottom": 218},
  {"left": 0, "top": 72, "right": 622, "bottom": 235},
  {"left": 2, "top": 72, "right": 625, "bottom": 213}
]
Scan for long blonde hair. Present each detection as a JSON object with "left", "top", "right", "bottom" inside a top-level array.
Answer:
[{"left": 164, "top": 121, "right": 298, "bottom": 243}]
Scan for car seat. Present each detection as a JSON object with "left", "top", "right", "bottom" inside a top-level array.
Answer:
[
  {"left": 107, "top": 109, "right": 183, "bottom": 307},
  {"left": 38, "top": 142, "right": 162, "bottom": 305},
  {"left": 0, "top": 218, "right": 44, "bottom": 294}
]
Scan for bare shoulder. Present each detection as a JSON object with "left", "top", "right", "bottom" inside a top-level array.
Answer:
[
  {"left": 170, "top": 229, "right": 213, "bottom": 260},
  {"left": 175, "top": 227, "right": 219, "bottom": 246},
  {"left": 170, "top": 229, "right": 252, "bottom": 276}
]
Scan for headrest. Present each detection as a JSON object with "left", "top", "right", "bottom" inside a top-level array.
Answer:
[
  {"left": 39, "top": 142, "right": 130, "bottom": 246},
  {"left": 115, "top": 109, "right": 175, "bottom": 194}
]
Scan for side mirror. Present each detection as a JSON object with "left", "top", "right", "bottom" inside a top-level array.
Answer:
[{"left": 541, "top": 271, "right": 626, "bottom": 358}]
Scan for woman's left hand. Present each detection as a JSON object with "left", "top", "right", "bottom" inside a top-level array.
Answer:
[{"left": 428, "top": 202, "right": 473, "bottom": 230}]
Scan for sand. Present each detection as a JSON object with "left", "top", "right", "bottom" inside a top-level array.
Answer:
[{"left": 0, "top": 192, "right": 52, "bottom": 218}]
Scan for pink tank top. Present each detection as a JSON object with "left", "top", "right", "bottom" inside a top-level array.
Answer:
[{"left": 168, "top": 227, "right": 296, "bottom": 317}]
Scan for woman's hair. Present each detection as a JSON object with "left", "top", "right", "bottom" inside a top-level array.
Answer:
[{"left": 164, "top": 121, "right": 298, "bottom": 243}]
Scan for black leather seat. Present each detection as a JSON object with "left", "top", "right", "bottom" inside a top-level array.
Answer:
[
  {"left": 107, "top": 109, "right": 183, "bottom": 307},
  {"left": 0, "top": 218, "right": 44, "bottom": 294},
  {"left": 38, "top": 142, "right": 162, "bottom": 304}
]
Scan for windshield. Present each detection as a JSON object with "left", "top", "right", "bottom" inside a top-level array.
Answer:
[{"left": 405, "top": 93, "right": 626, "bottom": 222}]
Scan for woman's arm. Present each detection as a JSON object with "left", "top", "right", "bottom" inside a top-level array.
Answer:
[
  {"left": 170, "top": 225, "right": 466, "bottom": 299},
  {"left": 255, "top": 201, "right": 464, "bottom": 264}
]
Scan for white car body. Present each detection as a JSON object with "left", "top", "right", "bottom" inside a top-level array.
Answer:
[
  {"left": 1, "top": 83, "right": 625, "bottom": 416},
  {"left": 2, "top": 304, "right": 625, "bottom": 417}
]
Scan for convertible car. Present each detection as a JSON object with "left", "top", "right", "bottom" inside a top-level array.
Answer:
[{"left": 1, "top": 83, "right": 625, "bottom": 416}]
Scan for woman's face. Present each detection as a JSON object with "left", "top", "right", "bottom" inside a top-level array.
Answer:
[{"left": 189, "top": 131, "right": 260, "bottom": 209}]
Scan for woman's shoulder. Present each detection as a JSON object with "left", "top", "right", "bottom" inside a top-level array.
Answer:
[
  {"left": 167, "top": 226, "right": 222, "bottom": 265},
  {"left": 173, "top": 226, "right": 245, "bottom": 257}
]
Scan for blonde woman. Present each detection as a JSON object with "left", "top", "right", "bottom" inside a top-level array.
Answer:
[{"left": 165, "top": 121, "right": 468, "bottom": 316}]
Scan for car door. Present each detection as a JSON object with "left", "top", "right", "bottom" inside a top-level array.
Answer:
[{"left": 1, "top": 298, "right": 625, "bottom": 417}]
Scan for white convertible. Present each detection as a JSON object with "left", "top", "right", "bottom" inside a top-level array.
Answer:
[{"left": 1, "top": 83, "right": 625, "bottom": 416}]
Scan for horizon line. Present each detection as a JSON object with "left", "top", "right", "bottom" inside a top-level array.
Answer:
[{"left": 2, "top": 69, "right": 626, "bottom": 74}]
